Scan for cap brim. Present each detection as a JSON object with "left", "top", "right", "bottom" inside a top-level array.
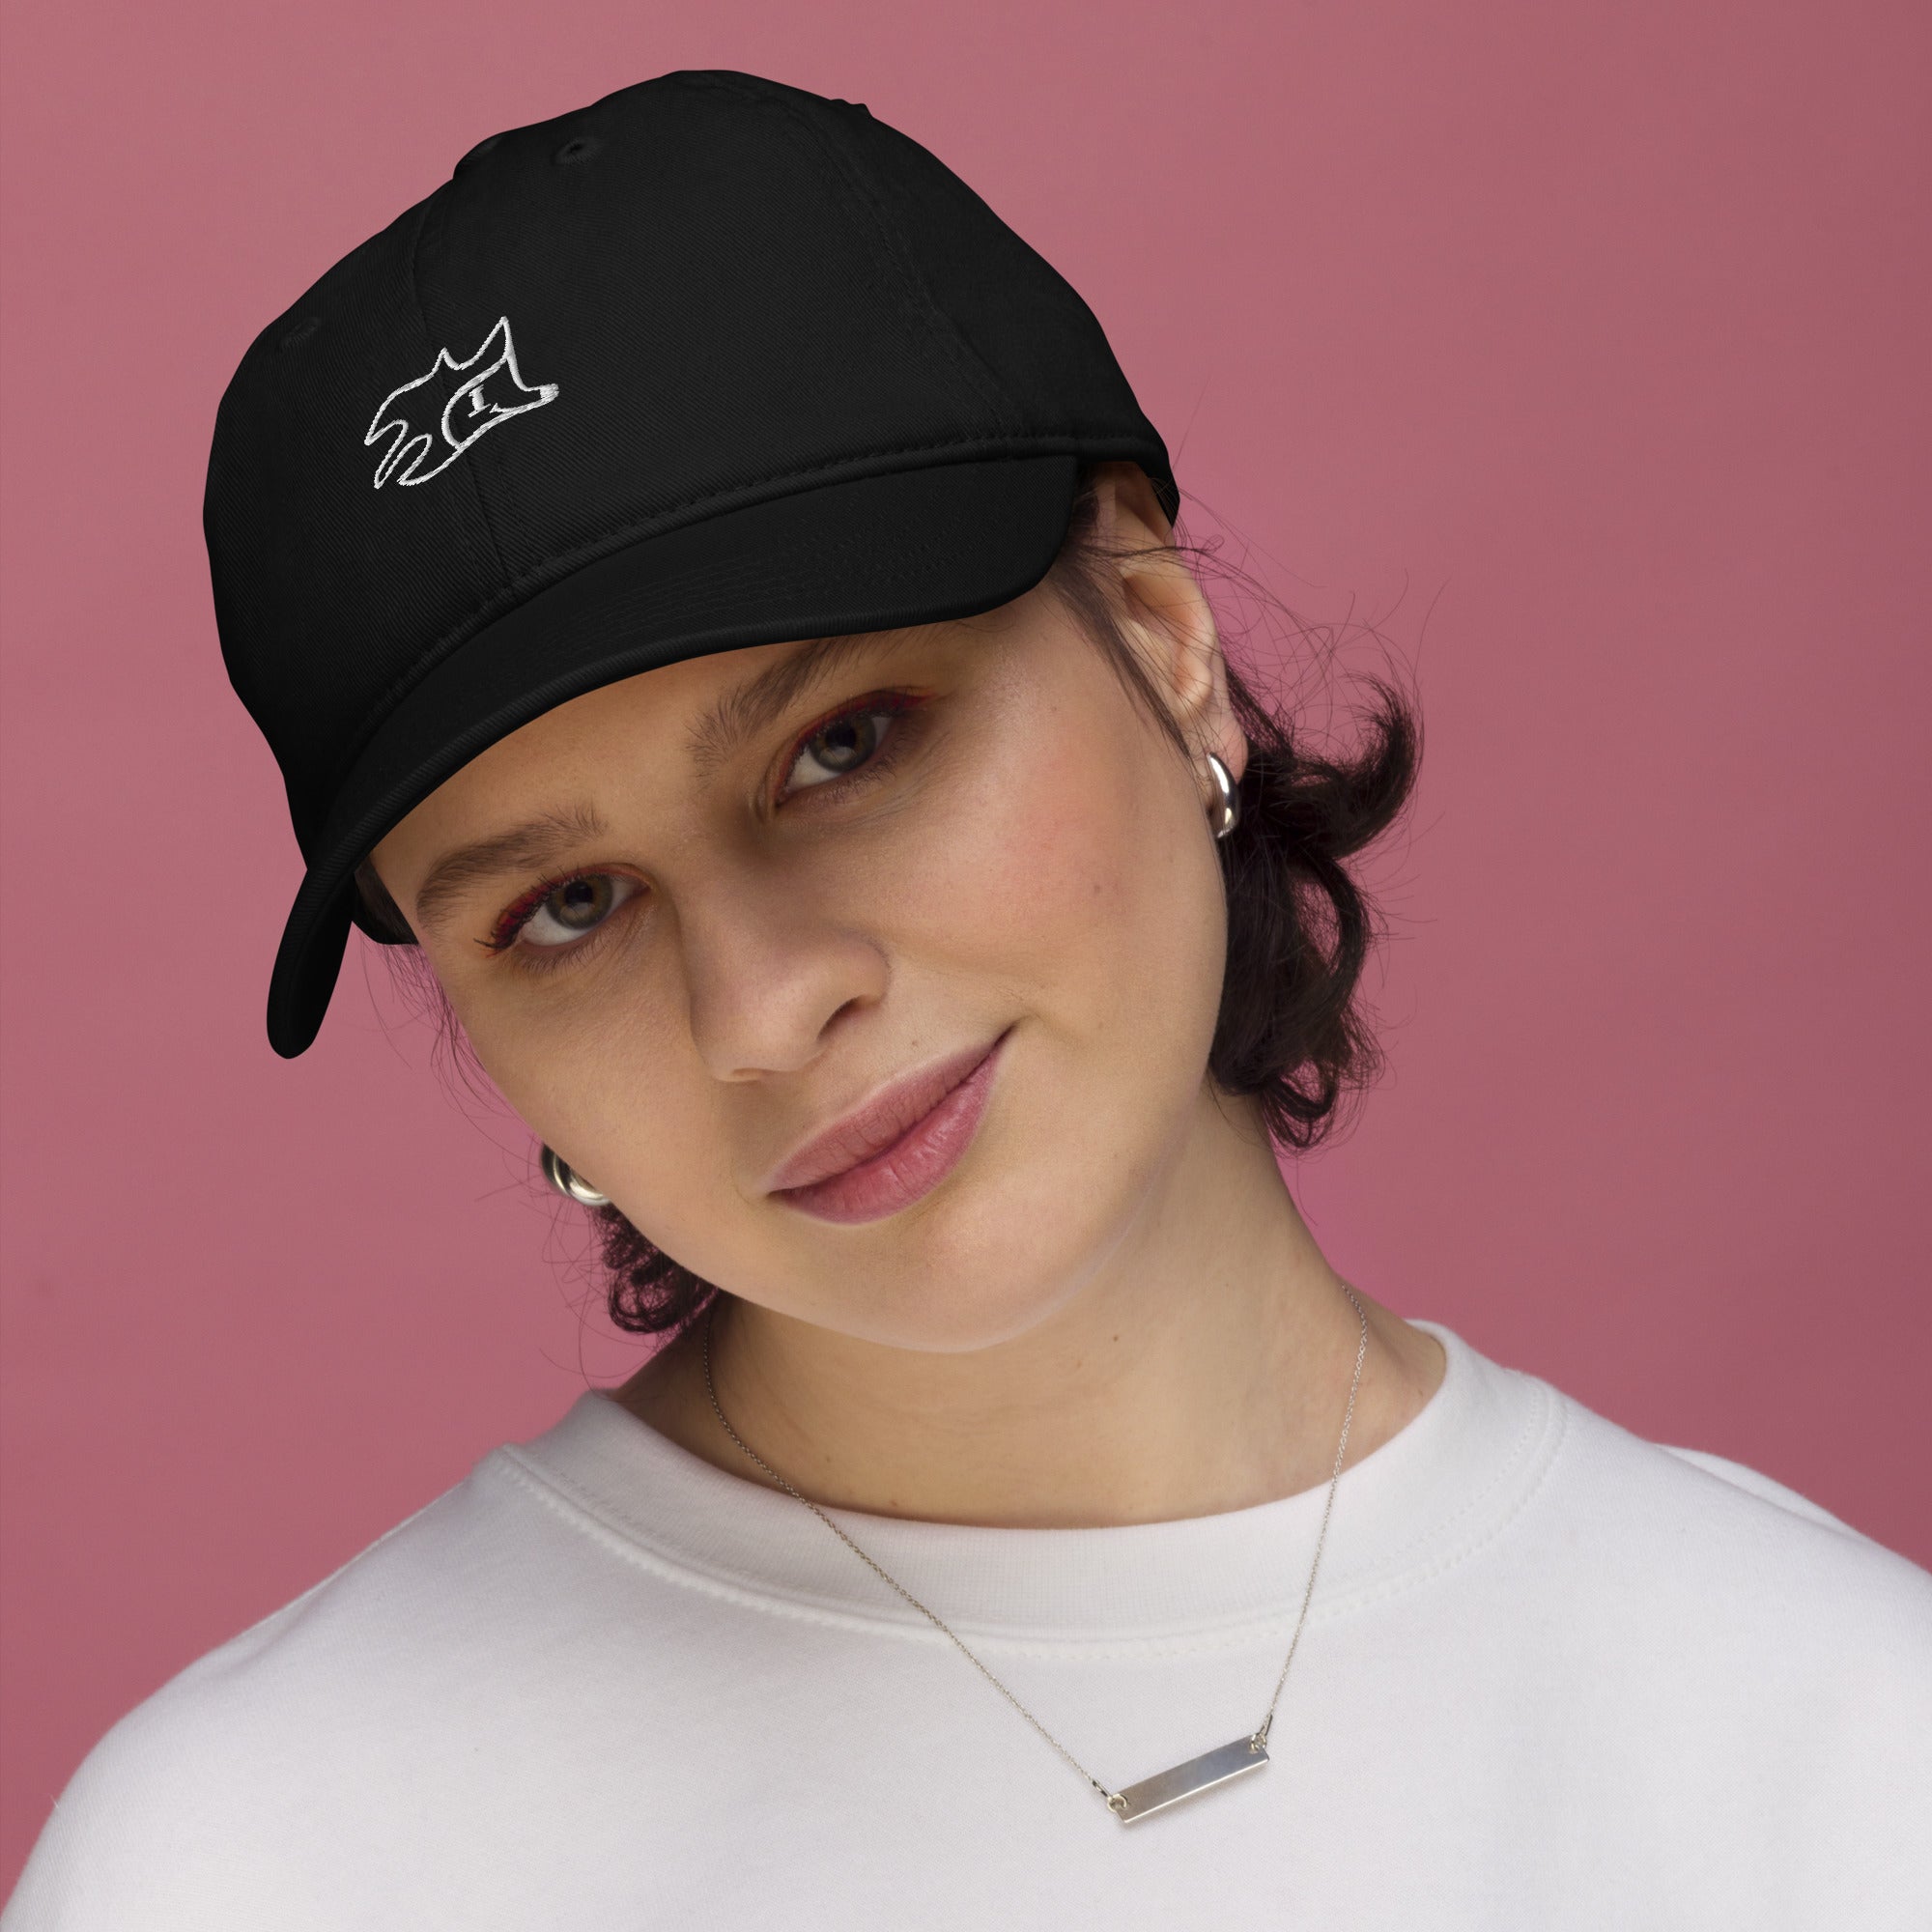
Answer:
[{"left": 266, "top": 452, "right": 1082, "bottom": 1057}]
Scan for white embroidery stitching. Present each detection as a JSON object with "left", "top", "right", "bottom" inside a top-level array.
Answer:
[{"left": 364, "top": 316, "right": 559, "bottom": 489}]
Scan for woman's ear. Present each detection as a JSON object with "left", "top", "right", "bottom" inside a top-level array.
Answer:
[
  {"left": 1096, "top": 465, "right": 1249, "bottom": 792},
  {"left": 1090, "top": 458, "right": 1176, "bottom": 550}
]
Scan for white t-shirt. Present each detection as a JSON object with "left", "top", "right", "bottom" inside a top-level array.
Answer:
[{"left": 7, "top": 1318, "right": 1930, "bottom": 1929}]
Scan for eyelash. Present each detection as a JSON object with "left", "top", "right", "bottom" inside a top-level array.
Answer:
[{"left": 479, "top": 689, "right": 930, "bottom": 970}]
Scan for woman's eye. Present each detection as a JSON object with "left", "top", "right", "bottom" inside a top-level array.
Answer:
[
  {"left": 510, "top": 872, "right": 641, "bottom": 951},
  {"left": 783, "top": 704, "right": 904, "bottom": 796},
  {"left": 485, "top": 697, "right": 923, "bottom": 961}
]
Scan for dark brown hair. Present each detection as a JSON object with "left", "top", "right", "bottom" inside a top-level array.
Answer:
[{"left": 354, "top": 462, "right": 1421, "bottom": 1342}]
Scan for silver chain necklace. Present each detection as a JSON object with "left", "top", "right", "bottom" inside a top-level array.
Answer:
[{"left": 701, "top": 1282, "right": 1371, "bottom": 1826}]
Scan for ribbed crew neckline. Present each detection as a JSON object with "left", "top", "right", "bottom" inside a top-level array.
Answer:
[{"left": 493, "top": 1318, "right": 1565, "bottom": 1653}]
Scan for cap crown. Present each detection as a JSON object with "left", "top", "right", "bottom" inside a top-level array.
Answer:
[{"left": 205, "top": 70, "right": 1174, "bottom": 861}]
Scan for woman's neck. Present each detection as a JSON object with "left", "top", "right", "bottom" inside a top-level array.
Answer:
[{"left": 613, "top": 1095, "right": 1445, "bottom": 1530}]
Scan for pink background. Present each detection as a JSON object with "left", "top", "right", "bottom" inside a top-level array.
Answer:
[{"left": 3, "top": 0, "right": 1927, "bottom": 1889}]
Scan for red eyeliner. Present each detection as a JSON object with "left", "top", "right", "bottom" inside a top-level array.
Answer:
[
  {"left": 482, "top": 869, "right": 595, "bottom": 953},
  {"left": 772, "top": 688, "right": 927, "bottom": 808}
]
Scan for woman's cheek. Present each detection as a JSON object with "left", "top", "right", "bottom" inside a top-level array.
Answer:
[
  {"left": 970, "top": 712, "right": 1205, "bottom": 1038},
  {"left": 458, "top": 978, "right": 689, "bottom": 1208}
]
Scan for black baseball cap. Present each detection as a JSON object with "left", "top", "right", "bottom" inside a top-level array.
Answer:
[{"left": 204, "top": 70, "right": 1177, "bottom": 1058}]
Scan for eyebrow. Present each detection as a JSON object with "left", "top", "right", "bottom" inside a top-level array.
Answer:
[
  {"left": 684, "top": 629, "right": 888, "bottom": 780},
  {"left": 411, "top": 801, "right": 611, "bottom": 938},
  {"left": 408, "top": 629, "right": 902, "bottom": 937}
]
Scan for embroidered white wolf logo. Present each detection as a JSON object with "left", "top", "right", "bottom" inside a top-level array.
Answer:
[{"left": 364, "top": 316, "right": 559, "bottom": 488}]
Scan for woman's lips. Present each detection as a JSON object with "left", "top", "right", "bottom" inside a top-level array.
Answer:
[{"left": 769, "top": 1030, "right": 1009, "bottom": 1225}]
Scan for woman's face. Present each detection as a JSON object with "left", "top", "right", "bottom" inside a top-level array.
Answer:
[{"left": 370, "top": 470, "right": 1245, "bottom": 1352}]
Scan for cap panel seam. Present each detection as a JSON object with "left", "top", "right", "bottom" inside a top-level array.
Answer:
[
  {"left": 811, "top": 110, "right": 1033, "bottom": 439},
  {"left": 687, "top": 72, "right": 1022, "bottom": 438},
  {"left": 795, "top": 102, "right": 1025, "bottom": 435}
]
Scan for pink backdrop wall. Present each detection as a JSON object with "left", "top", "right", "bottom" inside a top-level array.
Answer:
[{"left": 3, "top": 0, "right": 1926, "bottom": 1889}]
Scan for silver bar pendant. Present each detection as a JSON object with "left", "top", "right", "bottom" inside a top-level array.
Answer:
[{"left": 1110, "top": 1735, "right": 1269, "bottom": 1825}]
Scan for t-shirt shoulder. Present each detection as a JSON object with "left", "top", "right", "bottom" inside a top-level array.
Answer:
[
  {"left": 1527, "top": 1377, "right": 1932, "bottom": 1663},
  {"left": 1654, "top": 1439, "right": 1865, "bottom": 1533},
  {"left": 2, "top": 1475, "right": 514, "bottom": 1928}
]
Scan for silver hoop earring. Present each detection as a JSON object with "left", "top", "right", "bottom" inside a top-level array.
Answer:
[
  {"left": 1204, "top": 752, "right": 1240, "bottom": 840},
  {"left": 541, "top": 1144, "right": 611, "bottom": 1208}
]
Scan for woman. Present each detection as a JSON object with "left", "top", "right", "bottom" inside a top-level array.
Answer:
[{"left": 8, "top": 67, "right": 1927, "bottom": 1930}]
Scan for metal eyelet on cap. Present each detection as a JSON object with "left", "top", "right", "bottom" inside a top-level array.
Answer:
[{"left": 554, "top": 133, "right": 602, "bottom": 165}]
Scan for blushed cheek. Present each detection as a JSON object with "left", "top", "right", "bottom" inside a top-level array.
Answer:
[{"left": 904, "top": 696, "right": 1223, "bottom": 1076}]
